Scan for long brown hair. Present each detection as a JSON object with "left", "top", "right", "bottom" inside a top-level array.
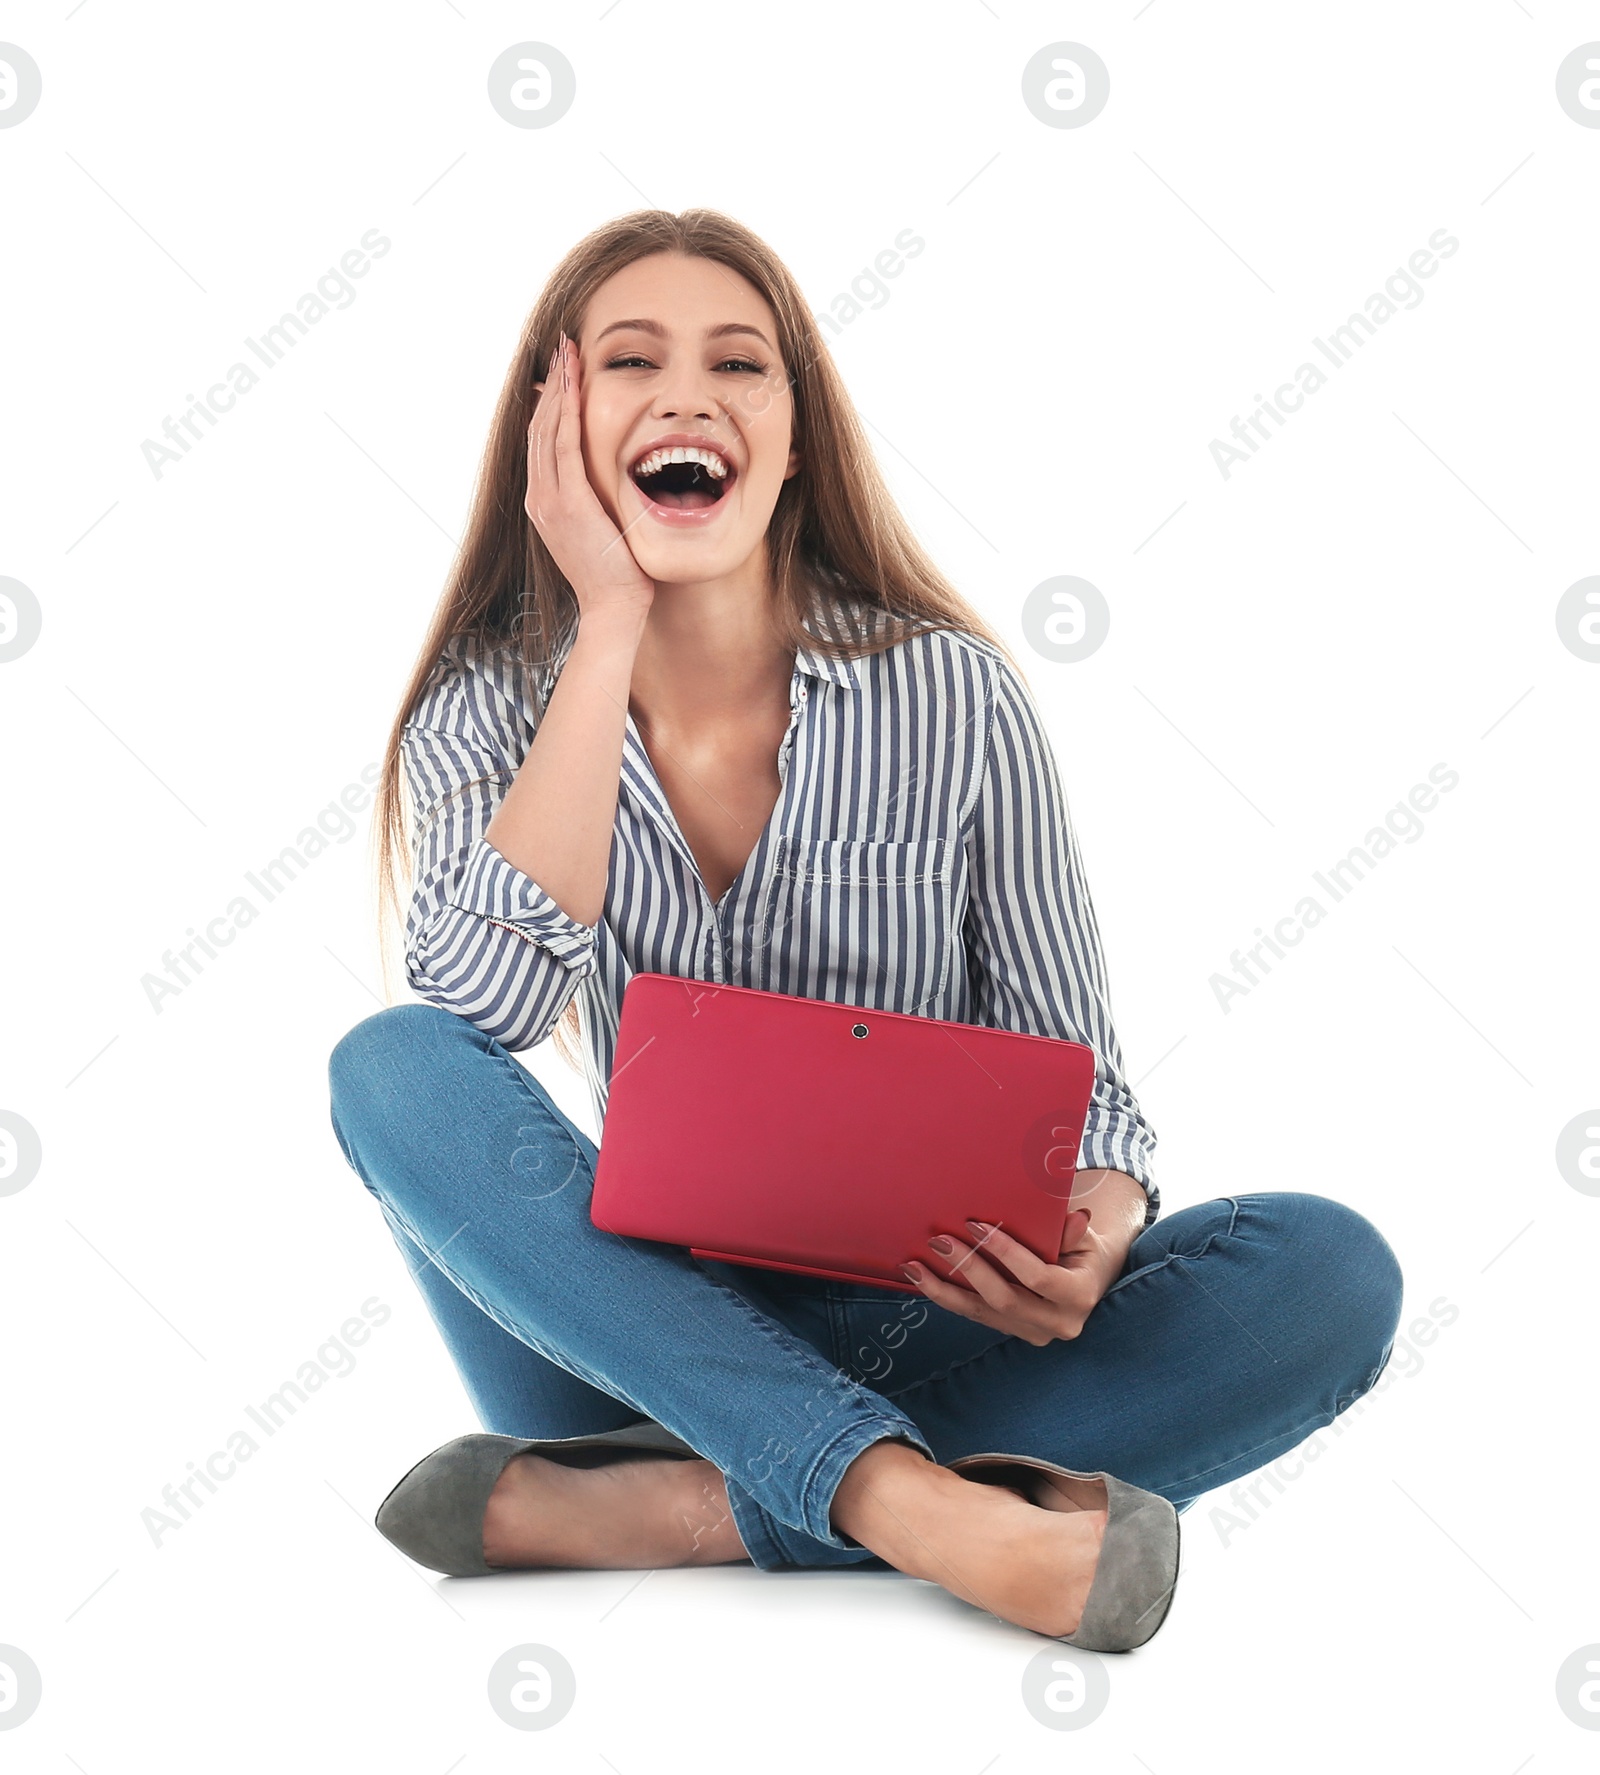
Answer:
[{"left": 372, "top": 207, "right": 1020, "bottom": 1071}]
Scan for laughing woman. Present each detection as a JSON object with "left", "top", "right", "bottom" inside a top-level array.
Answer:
[{"left": 326, "top": 208, "right": 1403, "bottom": 1649}]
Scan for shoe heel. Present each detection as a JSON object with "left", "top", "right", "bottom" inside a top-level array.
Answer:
[
  {"left": 374, "top": 1423, "right": 701, "bottom": 1577},
  {"left": 949, "top": 1452, "right": 1180, "bottom": 1651}
]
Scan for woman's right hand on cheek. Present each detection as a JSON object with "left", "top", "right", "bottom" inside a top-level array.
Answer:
[{"left": 526, "top": 333, "right": 656, "bottom": 626}]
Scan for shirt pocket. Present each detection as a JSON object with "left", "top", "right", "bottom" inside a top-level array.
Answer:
[{"left": 754, "top": 834, "right": 958, "bottom": 1015}]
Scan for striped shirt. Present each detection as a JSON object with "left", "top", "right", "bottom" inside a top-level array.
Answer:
[{"left": 401, "top": 597, "right": 1159, "bottom": 1222}]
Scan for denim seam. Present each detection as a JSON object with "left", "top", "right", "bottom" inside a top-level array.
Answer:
[
  {"left": 1166, "top": 1397, "right": 1355, "bottom": 1493},
  {"left": 878, "top": 1323, "right": 1011, "bottom": 1401},
  {"left": 370, "top": 1190, "right": 637, "bottom": 1406},
  {"left": 354, "top": 1031, "right": 648, "bottom": 1403},
  {"left": 1100, "top": 1226, "right": 1231, "bottom": 1299},
  {"left": 825, "top": 1292, "right": 851, "bottom": 1368},
  {"left": 730, "top": 1300, "right": 926, "bottom": 1525},
  {"left": 485, "top": 1039, "right": 598, "bottom": 1169},
  {"left": 721, "top": 1484, "right": 790, "bottom": 1571},
  {"left": 1164, "top": 1330, "right": 1391, "bottom": 1492},
  {"left": 793, "top": 1414, "right": 935, "bottom": 1546}
]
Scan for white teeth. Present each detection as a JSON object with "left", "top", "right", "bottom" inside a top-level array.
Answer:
[{"left": 632, "top": 445, "right": 729, "bottom": 480}]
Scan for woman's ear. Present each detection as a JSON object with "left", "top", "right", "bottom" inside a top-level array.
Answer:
[{"left": 783, "top": 445, "right": 802, "bottom": 481}]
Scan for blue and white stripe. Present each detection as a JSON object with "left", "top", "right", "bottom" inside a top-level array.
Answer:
[{"left": 401, "top": 601, "right": 1159, "bottom": 1220}]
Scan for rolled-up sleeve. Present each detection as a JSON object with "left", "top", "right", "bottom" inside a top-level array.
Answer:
[
  {"left": 961, "top": 653, "right": 1160, "bottom": 1224},
  {"left": 402, "top": 646, "right": 598, "bottom": 1050}
]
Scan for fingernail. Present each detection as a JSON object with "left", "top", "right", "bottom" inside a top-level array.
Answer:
[
  {"left": 901, "top": 1263, "right": 924, "bottom": 1282},
  {"left": 928, "top": 1235, "right": 954, "bottom": 1255},
  {"left": 966, "top": 1219, "right": 990, "bottom": 1238}
]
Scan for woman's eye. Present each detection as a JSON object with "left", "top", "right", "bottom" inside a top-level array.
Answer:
[{"left": 602, "top": 354, "right": 766, "bottom": 373}]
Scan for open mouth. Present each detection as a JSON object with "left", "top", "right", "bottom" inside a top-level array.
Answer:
[{"left": 628, "top": 447, "right": 735, "bottom": 512}]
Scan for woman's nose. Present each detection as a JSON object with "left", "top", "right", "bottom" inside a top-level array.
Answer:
[{"left": 653, "top": 368, "right": 720, "bottom": 420}]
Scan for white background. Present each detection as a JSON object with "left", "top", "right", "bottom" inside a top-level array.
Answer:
[{"left": 2, "top": 1, "right": 1596, "bottom": 1768}]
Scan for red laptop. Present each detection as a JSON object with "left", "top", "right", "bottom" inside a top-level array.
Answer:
[{"left": 589, "top": 973, "right": 1099, "bottom": 1293}]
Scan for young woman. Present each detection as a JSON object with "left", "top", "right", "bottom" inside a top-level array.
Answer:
[{"left": 327, "top": 209, "right": 1403, "bottom": 1649}]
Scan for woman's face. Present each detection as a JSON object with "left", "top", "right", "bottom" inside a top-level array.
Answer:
[{"left": 574, "top": 251, "right": 799, "bottom": 586}]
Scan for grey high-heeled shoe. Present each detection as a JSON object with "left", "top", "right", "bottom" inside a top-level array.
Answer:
[
  {"left": 374, "top": 1421, "right": 700, "bottom": 1577},
  {"left": 948, "top": 1452, "right": 1180, "bottom": 1652}
]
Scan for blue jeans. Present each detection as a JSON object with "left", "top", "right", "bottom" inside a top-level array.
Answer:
[{"left": 326, "top": 1003, "right": 1404, "bottom": 1571}]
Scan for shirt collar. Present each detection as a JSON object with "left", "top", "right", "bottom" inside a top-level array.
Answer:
[
  {"left": 792, "top": 639, "right": 862, "bottom": 690},
  {"left": 793, "top": 593, "right": 871, "bottom": 691}
]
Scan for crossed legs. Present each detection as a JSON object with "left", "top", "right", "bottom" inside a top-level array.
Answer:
[{"left": 328, "top": 1004, "right": 1403, "bottom": 1620}]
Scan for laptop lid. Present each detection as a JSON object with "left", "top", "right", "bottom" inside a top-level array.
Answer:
[{"left": 590, "top": 973, "right": 1098, "bottom": 1293}]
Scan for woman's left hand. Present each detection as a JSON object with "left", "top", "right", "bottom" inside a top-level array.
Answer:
[{"left": 902, "top": 1169, "right": 1150, "bottom": 1347}]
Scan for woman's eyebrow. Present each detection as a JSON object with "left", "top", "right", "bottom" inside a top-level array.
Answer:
[{"left": 593, "top": 318, "right": 774, "bottom": 349}]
